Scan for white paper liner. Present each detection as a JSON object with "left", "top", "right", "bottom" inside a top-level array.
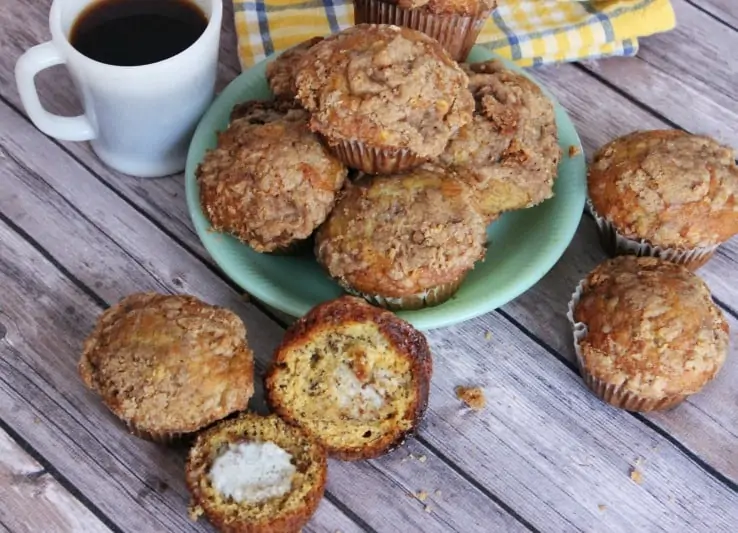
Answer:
[
  {"left": 338, "top": 277, "right": 464, "bottom": 310},
  {"left": 586, "top": 198, "right": 719, "bottom": 270},
  {"left": 566, "top": 279, "right": 687, "bottom": 412}
]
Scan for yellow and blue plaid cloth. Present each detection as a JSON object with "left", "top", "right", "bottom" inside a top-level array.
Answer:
[{"left": 233, "top": 0, "right": 675, "bottom": 69}]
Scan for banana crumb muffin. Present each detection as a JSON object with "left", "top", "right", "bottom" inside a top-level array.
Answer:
[
  {"left": 316, "top": 167, "right": 488, "bottom": 310},
  {"left": 295, "top": 24, "right": 474, "bottom": 174},
  {"left": 568, "top": 256, "right": 729, "bottom": 412},
  {"left": 198, "top": 100, "right": 348, "bottom": 254},
  {"left": 265, "top": 36, "right": 324, "bottom": 100},
  {"left": 588, "top": 130, "right": 738, "bottom": 269},
  {"left": 186, "top": 413, "right": 327, "bottom": 533},
  {"left": 79, "top": 293, "right": 255, "bottom": 442},
  {"left": 353, "top": 0, "right": 497, "bottom": 61},
  {"left": 266, "top": 296, "right": 432, "bottom": 460},
  {"left": 438, "top": 60, "right": 560, "bottom": 222}
]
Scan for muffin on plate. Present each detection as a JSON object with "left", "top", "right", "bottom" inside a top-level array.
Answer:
[
  {"left": 265, "top": 36, "right": 324, "bottom": 100},
  {"left": 79, "top": 293, "right": 255, "bottom": 442},
  {"left": 353, "top": 0, "right": 497, "bottom": 61},
  {"left": 588, "top": 130, "right": 738, "bottom": 269},
  {"left": 567, "top": 256, "right": 729, "bottom": 412},
  {"left": 198, "top": 99, "right": 348, "bottom": 254},
  {"left": 437, "top": 60, "right": 560, "bottom": 223},
  {"left": 315, "top": 166, "right": 488, "bottom": 310},
  {"left": 186, "top": 413, "right": 327, "bottom": 533},
  {"left": 265, "top": 296, "right": 432, "bottom": 460},
  {"left": 295, "top": 24, "right": 474, "bottom": 174}
]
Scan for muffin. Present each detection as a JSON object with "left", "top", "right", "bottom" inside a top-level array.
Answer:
[
  {"left": 265, "top": 296, "right": 432, "bottom": 460},
  {"left": 588, "top": 130, "right": 738, "bottom": 269},
  {"left": 186, "top": 413, "right": 327, "bottom": 533},
  {"left": 79, "top": 293, "right": 255, "bottom": 442},
  {"left": 265, "top": 36, "right": 324, "bottom": 100},
  {"left": 437, "top": 60, "right": 560, "bottom": 222},
  {"left": 315, "top": 166, "right": 488, "bottom": 310},
  {"left": 353, "top": 0, "right": 497, "bottom": 61},
  {"left": 197, "top": 100, "right": 348, "bottom": 254},
  {"left": 567, "top": 256, "right": 729, "bottom": 412},
  {"left": 295, "top": 24, "right": 474, "bottom": 174}
]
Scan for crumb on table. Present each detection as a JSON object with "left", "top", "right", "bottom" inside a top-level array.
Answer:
[
  {"left": 416, "top": 490, "right": 428, "bottom": 502},
  {"left": 456, "top": 386, "right": 486, "bottom": 410},
  {"left": 484, "top": 330, "right": 493, "bottom": 340},
  {"left": 598, "top": 504, "right": 607, "bottom": 512},
  {"left": 629, "top": 467, "right": 643, "bottom": 484}
]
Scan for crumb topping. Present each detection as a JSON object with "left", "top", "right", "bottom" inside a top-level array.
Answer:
[
  {"left": 316, "top": 167, "right": 487, "bottom": 298},
  {"left": 573, "top": 256, "right": 729, "bottom": 398},
  {"left": 79, "top": 293, "right": 255, "bottom": 433},
  {"left": 295, "top": 24, "right": 473, "bottom": 159},
  {"left": 266, "top": 36, "right": 325, "bottom": 100},
  {"left": 438, "top": 60, "right": 560, "bottom": 221},
  {"left": 198, "top": 102, "right": 347, "bottom": 253},
  {"left": 455, "top": 386, "right": 486, "bottom": 410},
  {"left": 397, "top": 0, "right": 497, "bottom": 15},
  {"left": 588, "top": 130, "right": 738, "bottom": 248}
]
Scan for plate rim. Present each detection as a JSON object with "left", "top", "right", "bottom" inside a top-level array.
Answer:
[{"left": 185, "top": 44, "right": 586, "bottom": 330}]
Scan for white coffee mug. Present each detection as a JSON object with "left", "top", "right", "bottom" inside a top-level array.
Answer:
[{"left": 15, "top": 0, "right": 222, "bottom": 178}]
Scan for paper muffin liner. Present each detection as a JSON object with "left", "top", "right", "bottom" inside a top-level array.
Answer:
[
  {"left": 353, "top": 0, "right": 491, "bottom": 61},
  {"left": 328, "top": 138, "right": 425, "bottom": 174},
  {"left": 339, "top": 276, "right": 465, "bottom": 310},
  {"left": 587, "top": 198, "right": 719, "bottom": 271},
  {"left": 566, "top": 279, "right": 687, "bottom": 412},
  {"left": 126, "top": 421, "right": 189, "bottom": 444},
  {"left": 267, "top": 235, "right": 315, "bottom": 257}
]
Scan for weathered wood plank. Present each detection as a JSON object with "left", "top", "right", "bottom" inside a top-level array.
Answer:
[
  {"left": 0, "top": 102, "right": 525, "bottom": 533},
  {"left": 693, "top": 0, "right": 738, "bottom": 29},
  {"left": 0, "top": 427, "right": 111, "bottom": 533}
]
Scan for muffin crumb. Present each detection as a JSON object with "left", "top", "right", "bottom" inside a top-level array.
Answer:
[
  {"left": 629, "top": 467, "right": 643, "bottom": 485},
  {"left": 598, "top": 504, "right": 607, "bottom": 512},
  {"left": 425, "top": 505, "right": 433, "bottom": 513},
  {"left": 418, "top": 455, "right": 427, "bottom": 463},
  {"left": 569, "top": 145, "right": 581, "bottom": 157},
  {"left": 456, "top": 386, "right": 486, "bottom": 410},
  {"left": 484, "top": 330, "right": 493, "bottom": 340},
  {"left": 416, "top": 490, "right": 428, "bottom": 501}
]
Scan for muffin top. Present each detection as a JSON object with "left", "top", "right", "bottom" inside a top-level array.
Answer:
[
  {"left": 573, "top": 256, "right": 729, "bottom": 399},
  {"left": 295, "top": 24, "right": 473, "bottom": 159},
  {"left": 588, "top": 130, "right": 738, "bottom": 249},
  {"left": 316, "top": 166, "right": 487, "bottom": 298},
  {"left": 395, "top": 0, "right": 497, "bottom": 15},
  {"left": 198, "top": 100, "right": 348, "bottom": 253},
  {"left": 79, "top": 293, "right": 255, "bottom": 435},
  {"left": 265, "top": 36, "right": 324, "bottom": 100},
  {"left": 438, "top": 60, "right": 560, "bottom": 221}
]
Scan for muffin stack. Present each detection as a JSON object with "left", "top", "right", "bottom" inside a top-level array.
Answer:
[{"left": 198, "top": 23, "right": 562, "bottom": 311}]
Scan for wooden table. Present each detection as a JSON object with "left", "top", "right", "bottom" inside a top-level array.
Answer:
[{"left": 2, "top": 1, "right": 737, "bottom": 532}]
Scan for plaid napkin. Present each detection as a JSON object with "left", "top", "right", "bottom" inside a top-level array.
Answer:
[{"left": 233, "top": 0, "right": 675, "bottom": 69}]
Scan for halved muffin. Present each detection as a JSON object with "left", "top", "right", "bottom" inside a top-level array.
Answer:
[
  {"left": 265, "top": 296, "right": 433, "bottom": 460},
  {"left": 79, "top": 293, "right": 255, "bottom": 442},
  {"left": 186, "top": 413, "right": 327, "bottom": 533},
  {"left": 315, "top": 166, "right": 488, "bottom": 310},
  {"left": 438, "top": 60, "right": 560, "bottom": 222},
  {"left": 265, "top": 36, "right": 324, "bottom": 100},
  {"left": 197, "top": 99, "right": 348, "bottom": 254},
  {"left": 295, "top": 24, "right": 473, "bottom": 174}
]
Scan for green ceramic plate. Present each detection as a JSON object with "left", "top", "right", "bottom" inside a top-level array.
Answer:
[{"left": 185, "top": 45, "right": 586, "bottom": 330}]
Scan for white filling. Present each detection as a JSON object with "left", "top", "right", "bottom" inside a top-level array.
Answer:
[
  {"left": 334, "top": 363, "right": 385, "bottom": 415},
  {"left": 208, "top": 442, "right": 296, "bottom": 504}
]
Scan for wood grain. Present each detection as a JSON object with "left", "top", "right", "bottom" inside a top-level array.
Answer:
[
  {"left": 689, "top": 0, "right": 738, "bottom": 30},
  {"left": 0, "top": 427, "right": 111, "bottom": 533}
]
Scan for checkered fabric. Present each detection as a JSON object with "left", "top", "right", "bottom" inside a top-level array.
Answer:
[{"left": 233, "top": 0, "right": 675, "bottom": 69}]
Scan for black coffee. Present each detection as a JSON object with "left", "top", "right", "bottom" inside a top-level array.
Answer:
[{"left": 70, "top": 0, "right": 208, "bottom": 66}]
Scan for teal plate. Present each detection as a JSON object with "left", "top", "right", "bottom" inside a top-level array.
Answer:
[{"left": 185, "top": 45, "right": 586, "bottom": 330}]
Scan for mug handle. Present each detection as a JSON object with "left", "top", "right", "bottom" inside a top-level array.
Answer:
[{"left": 15, "top": 42, "right": 96, "bottom": 141}]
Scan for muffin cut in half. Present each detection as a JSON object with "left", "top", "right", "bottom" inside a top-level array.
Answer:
[
  {"left": 295, "top": 24, "right": 473, "bottom": 174},
  {"left": 587, "top": 129, "right": 738, "bottom": 269},
  {"left": 353, "top": 0, "right": 497, "bottom": 61},
  {"left": 265, "top": 36, "right": 324, "bottom": 100},
  {"left": 316, "top": 166, "right": 488, "bottom": 310},
  {"left": 438, "top": 60, "right": 560, "bottom": 223},
  {"left": 198, "top": 99, "right": 348, "bottom": 254},
  {"left": 266, "top": 296, "right": 433, "bottom": 460},
  {"left": 79, "top": 293, "right": 255, "bottom": 442},
  {"left": 186, "top": 413, "right": 327, "bottom": 533},
  {"left": 568, "top": 256, "right": 729, "bottom": 412}
]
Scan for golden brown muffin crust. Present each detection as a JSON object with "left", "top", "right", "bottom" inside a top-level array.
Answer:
[
  {"left": 438, "top": 60, "right": 560, "bottom": 221},
  {"left": 397, "top": 0, "right": 496, "bottom": 15},
  {"left": 315, "top": 167, "right": 487, "bottom": 298},
  {"left": 198, "top": 101, "right": 348, "bottom": 253},
  {"left": 79, "top": 293, "right": 255, "bottom": 436},
  {"left": 294, "top": 24, "right": 473, "bottom": 159},
  {"left": 265, "top": 36, "right": 324, "bottom": 100},
  {"left": 573, "top": 256, "right": 729, "bottom": 399},
  {"left": 186, "top": 413, "right": 327, "bottom": 533},
  {"left": 229, "top": 98, "right": 304, "bottom": 124},
  {"left": 266, "top": 296, "right": 432, "bottom": 460},
  {"left": 588, "top": 130, "right": 738, "bottom": 249}
]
